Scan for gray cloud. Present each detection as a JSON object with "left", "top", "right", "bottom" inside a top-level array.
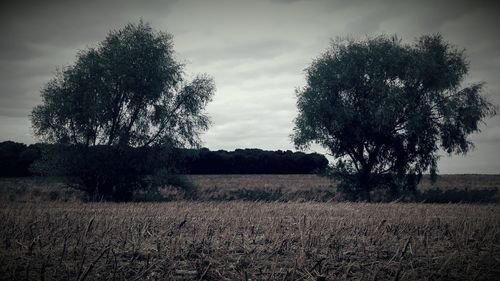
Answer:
[
  {"left": 184, "top": 39, "right": 299, "bottom": 64},
  {"left": 1, "top": 0, "right": 499, "bottom": 173}
]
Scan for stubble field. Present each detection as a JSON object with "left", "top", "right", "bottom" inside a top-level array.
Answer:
[
  {"left": 1, "top": 174, "right": 499, "bottom": 280},
  {"left": 1, "top": 201, "right": 499, "bottom": 280}
]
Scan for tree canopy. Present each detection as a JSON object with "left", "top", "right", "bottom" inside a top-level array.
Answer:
[
  {"left": 31, "top": 21, "right": 214, "bottom": 148},
  {"left": 30, "top": 22, "right": 215, "bottom": 201},
  {"left": 293, "top": 34, "right": 496, "bottom": 201}
]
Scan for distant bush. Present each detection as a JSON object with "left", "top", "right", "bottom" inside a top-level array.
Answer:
[
  {"left": 366, "top": 186, "right": 499, "bottom": 203},
  {"left": 31, "top": 144, "right": 189, "bottom": 201},
  {"left": 0, "top": 141, "right": 40, "bottom": 177},
  {"left": 133, "top": 173, "right": 198, "bottom": 202},
  {"left": 0, "top": 177, "right": 85, "bottom": 202},
  {"left": 147, "top": 170, "right": 198, "bottom": 199},
  {"left": 416, "top": 188, "right": 499, "bottom": 203}
]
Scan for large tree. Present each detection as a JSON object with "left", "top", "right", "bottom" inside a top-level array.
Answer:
[
  {"left": 32, "top": 21, "right": 214, "bottom": 148},
  {"left": 293, "top": 35, "right": 496, "bottom": 201},
  {"left": 30, "top": 21, "right": 215, "bottom": 200}
]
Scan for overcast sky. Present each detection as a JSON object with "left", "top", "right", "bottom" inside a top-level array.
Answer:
[{"left": 1, "top": 0, "right": 500, "bottom": 173}]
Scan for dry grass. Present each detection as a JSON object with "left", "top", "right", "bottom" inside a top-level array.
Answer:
[
  {"left": 1, "top": 174, "right": 499, "bottom": 203},
  {"left": 188, "top": 174, "right": 500, "bottom": 201},
  {"left": 0, "top": 177, "right": 84, "bottom": 202},
  {"left": 189, "top": 174, "right": 334, "bottom": 201},
  {"left": 1, "top": 201, "right": 499, "bottom": 280},
  {"left": 418, "top": 174, "right": 500, "bottom": 191}
]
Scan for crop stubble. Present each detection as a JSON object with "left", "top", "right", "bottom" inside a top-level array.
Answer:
[{"left": 0, "top": 201, "right": 499, "bottom": 280}]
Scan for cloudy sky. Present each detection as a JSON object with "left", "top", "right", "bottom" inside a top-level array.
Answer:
[{"left": 1, "top": 0, "right": 500, "bottom": 173}]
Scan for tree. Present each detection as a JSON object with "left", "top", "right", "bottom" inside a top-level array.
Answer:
[
  {"left": 32, "top": 21, "right": 214, "bottom": 148},
  {"left": 0, "top": 141, "right": 28, "bottom": 177},
  {"left": 31, "top": 21, "right": 215, "bottom": 200},
  {"left": 293, "top": 35, "right": 496, "bottom": 201}
]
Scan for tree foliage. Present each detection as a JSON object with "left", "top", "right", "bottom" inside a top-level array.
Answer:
[
  {"left": 31, "top": 21, "right": 214, "bottom": 148},
  {"left": 293, "top": 35, "right": 496, "bottom": 201},
  {"left": 30, "top": 22, "right": 214, "bottom": 200},
  {"left": 0, "top": 141, "right": 39, "bottom": 177}
]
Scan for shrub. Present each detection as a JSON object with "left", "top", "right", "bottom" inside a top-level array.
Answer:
[{"left": 31, "top": 144, "right": 189, "bottom": 202}]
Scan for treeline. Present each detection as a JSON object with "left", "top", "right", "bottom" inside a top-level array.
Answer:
[
  {"left": 0, "top": 141, "right": 40, "bottom": 177},
  {"left": 178, "top": 148, "right": 328, "bottom": 174},
  {"left": 0, "top": 141, "right": 328, "bottom": 177}
]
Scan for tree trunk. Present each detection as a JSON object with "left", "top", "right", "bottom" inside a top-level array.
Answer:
[{"left": 358, "top": 169, "right": 372, "bottom": 202}]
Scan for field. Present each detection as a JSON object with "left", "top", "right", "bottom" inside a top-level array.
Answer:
[
  {"left": 1, "top": 202, "right": 499, "bottom": 280},
  {"left": 190, "top": 174, "right": 500, "bottom": 202},
  {"left": 0, "top": 175, "right": 499, "bottom": 280},
  {"left": 2, "top": 174, "right": 500, "bottom": 203}
]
